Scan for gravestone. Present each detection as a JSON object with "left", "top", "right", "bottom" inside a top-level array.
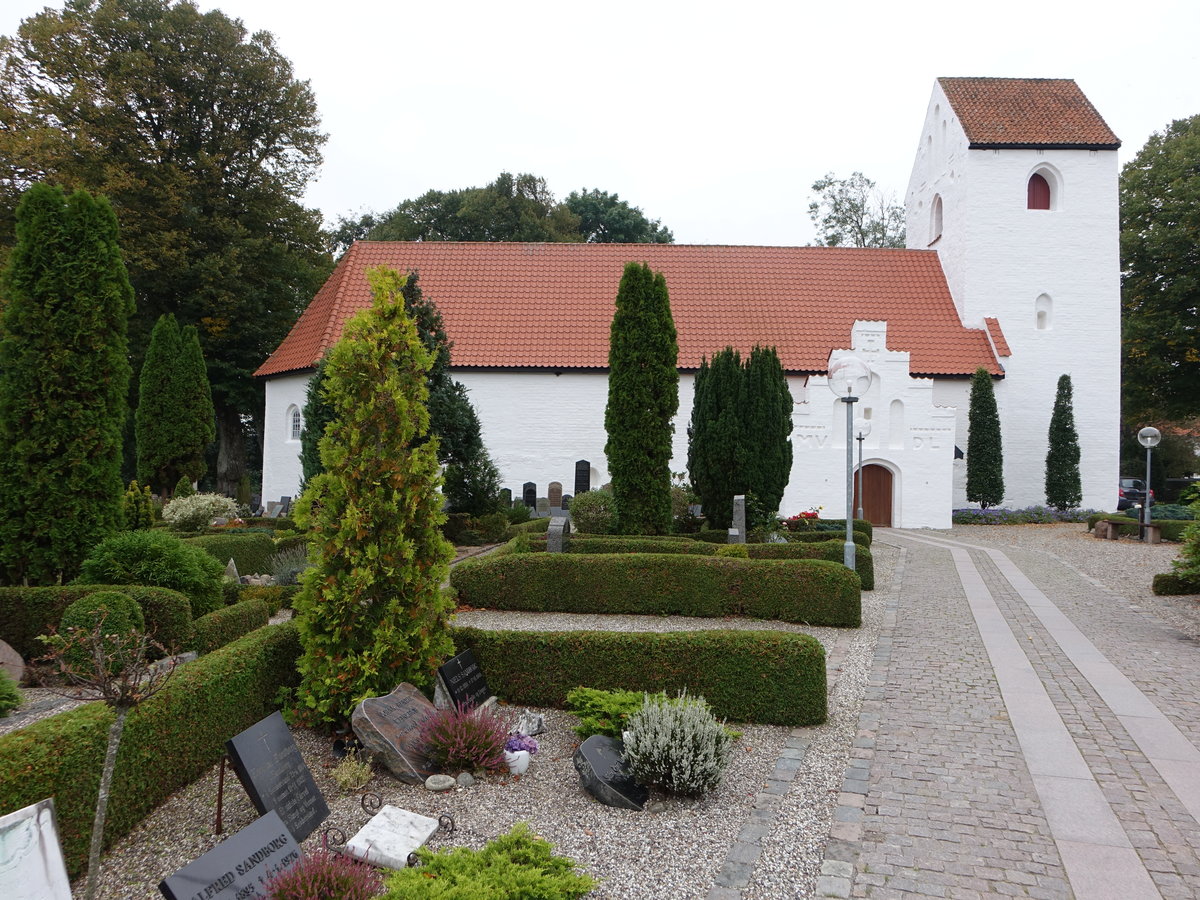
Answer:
[
  {"left": 0, "top": 799, "right": 71, "bottom": 900},
  {"left": 729, "top": 494, "right": 747, "bottom": 544},
  {"left": 573, "top": 735, "right": 648, "bottom": 811},
  {"left": 344, "top": 805, "right": 439, "bottom": 870},
  {"left": 351, "top": 683, "right": 439, "bottom": 784},
  {"left": 264, "top": 502, "right": 281, "bottom": 519},
  {"left": 279, "top": 496, "right": 292, "bottom": 514},
  {"left": 0, "top": 638, "right": 24, "bottom": 686},
  {"left": 574, "top": 459, "right": 591, "bottom": 496},
  {"left": 436, "top": 649, "right": 492, "bottom": 709},
  {"left": 500, "top": 488, "right": 512, "bottom": 507},
  {"left": 523, "top": 482, "right": 537, "bottom": 508},
  {"left": 158, "top": 810, "right": 300, "bottom": 900},
  {"left": 224, "top": 558, "right": 240, "bottom": 582},
  {"left": 548, "top": 481, "right": 563, "bottom": 508},
  {"left": 547, "top": 516, "right": 569, "bottom": 553},
  {"left": 536, "top": 497, "right": 550, "bottom": 517},
  {"left": 226, "top": 711, "right": 329, "bottom": 841}
]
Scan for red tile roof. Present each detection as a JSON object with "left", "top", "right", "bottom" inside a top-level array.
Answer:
[
  {"left": 984, "top": 317, "right": 1012, "bottom": 357},
  {"left": 939, "top": 77, "right": 1119, "bottom": 149},
  {"left": 255, "top": 242, "right": 1002, "bottom": 379}
]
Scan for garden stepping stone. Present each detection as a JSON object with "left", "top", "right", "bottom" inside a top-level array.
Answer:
[{"left": 344, "top": 805, "right": 439, "bottom": 870}]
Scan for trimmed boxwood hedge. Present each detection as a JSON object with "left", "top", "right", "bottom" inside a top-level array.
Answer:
[
  {"left": 1152, "top": 573, "right": 1200, "bottom": 595},
  {"left": 522, "top": 535, "right": 873, "bottom": 590},
  {"left": 0, "top": 621, "right": 301, "bottom": 877},
  {"left": 453, "top": 626, "right": 826, "bottom": 726},
  {"left": 243, "top": 516, "right": 296, "bottom": 531},
  {"left": 503, "top": 517, "right": 552, "bottom": 539},
  {"left": 189, "top": 599, "right": 270, "bottom": 654},
  {"left": 451, "top": 553, "right": 861, "bottom": 626},
  {"left": 0, "top": 585, "right": 193, "bottom": 659},
  {"left": 182, "top": 532, "right": 277, "bottom": 576},
  {"left": 784, "top": 530, "right": 871, "bottom": 548},
  {"left": 236, "top": 584, "right": 300, "bottom": 614}
]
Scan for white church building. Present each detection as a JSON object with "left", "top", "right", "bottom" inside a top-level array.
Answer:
[{"left": 256, "top": 77, "right": 1121, "bottom": 529}]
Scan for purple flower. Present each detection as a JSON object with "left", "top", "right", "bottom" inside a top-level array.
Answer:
[{"left": 505, "top": 733, "right": 539, "bottom": 754}]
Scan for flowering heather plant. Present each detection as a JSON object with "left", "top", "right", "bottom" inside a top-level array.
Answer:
[
  {"left": 505, "top": 733, "right": 539, "bottom": 754},
  {"left": 263, "top": 848, "right": 383, "bottom": 900},
  {"left": 417, "top": 702, "right": 509, "bottom": 774}
]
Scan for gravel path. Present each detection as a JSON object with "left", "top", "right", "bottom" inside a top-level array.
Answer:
[{"left": 2, "top": 523, "right": 1192, "bottom": 898}]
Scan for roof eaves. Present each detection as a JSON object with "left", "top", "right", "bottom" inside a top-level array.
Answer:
[{"left": 968, "top": 141, "right": 1121, "bottom": 151}]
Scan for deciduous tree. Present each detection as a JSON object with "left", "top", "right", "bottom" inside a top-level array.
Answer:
[
  {"left": 604, "top": 262, "right": 679, "bottom": 535},
  {"left": 292, "top": 267, "right": 455, "bottom": 725},
  {"left": 808, "top": 172, "right": 906, "bottom": 248},
  {"left": 1045, "top": 374, "right": 1082, "bottom": 510},
  {"left": 0, "top": 183, "right": 133, "bottom": 585},
  {"left": 966, "top": 367, "right": 1005, "bottom": 509},
  {"left": 565, "top": 188, "right": 674, "bottom": 243}
]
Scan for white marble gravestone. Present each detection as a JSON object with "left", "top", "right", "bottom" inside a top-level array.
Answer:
[
  {"left": 344, "top": 805, "right": 439, "bottom": 870},
  {"left": 0, "top": 798, "right": 71, "bottom": 900}
]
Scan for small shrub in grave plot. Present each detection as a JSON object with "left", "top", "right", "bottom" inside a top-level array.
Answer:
[
  {"left": 417, "top": 702, "right": 508, "bottom": 775},
  {"left": 161, "top": 492, "right": 238, "bottom": 532},
  {"left": 264, "top": 846, "right": 383, "bottom": 900},
  {"left": 74, "top": 530, "right": 225, "bottom": 616},
  {"left": 623, "top": 690, "right": 733, "bottom": 797},
  {"left": 565, "top": 686, "right": 649, "bottom": 739}
]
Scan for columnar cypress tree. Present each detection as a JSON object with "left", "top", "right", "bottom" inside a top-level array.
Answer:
[
  {"left": 604, "top": 262, "right": 679, "bottom": 535},
  {"left": 135, "top": 315, "right": 185, "bottom": 493},
  {"left": 299, "top": 358, "right": 332, "bottom": 488},
  {"left": 1045, "top": 374, "right": 1082, "bottom": 510},
  {"left": 292, "top": 266, "right": 455, "bottom": 725},
  {"left": 687, "top": 348, "right": 745, "bottom": 530},
  {"left": 743, "top": 346, "right": 794, "bottom": 517},
  {"left": 178, "top": 325, "right": 216, "bottom": 483},
  {"left": 966, "top": 367, "right": 1005, "bottom": 509},
  {"left": 0, "top": 184, "right": 134, "bottom": 584}
]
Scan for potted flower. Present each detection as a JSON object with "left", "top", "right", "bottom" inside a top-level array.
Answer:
[{"left": 504, "top": 733, "right": 539, "bottom": 775}]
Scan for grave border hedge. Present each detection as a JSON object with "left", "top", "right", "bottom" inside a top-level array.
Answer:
[
  {"left": 181, "top": 532, "right": 277, "bottom": 577},
  {"left": 189, "top": 599, "right": 270, "bottom": 654},
  {"left": 454, "top": 626, "right": 826, "bottom": 726}
]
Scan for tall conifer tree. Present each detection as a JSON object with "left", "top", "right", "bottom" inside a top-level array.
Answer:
[
  {"left": 604, "top": 262, "right": 679, "bottom": 534},
  {"left": 688, "top": 349, "right": 745, "bottom": 530},
  {"left": 966, "top": 367, "right": 1005, "bottom": 509},
  {"left": 1045, "top": 374, "right": 1082, "bottom": 510},
  {"left": 0, "top": 184, "right": 133, "bottom": 584},
  {"left": 744, "top": 346, "right": 794, "bottom": 517},
  {"left": 178, "top": 325, "right": 216, "bottom": 483}
]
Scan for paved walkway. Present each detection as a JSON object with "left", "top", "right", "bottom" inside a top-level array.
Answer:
[{"left": 827, "top": 530, "right": 1200, "bottom": 899}]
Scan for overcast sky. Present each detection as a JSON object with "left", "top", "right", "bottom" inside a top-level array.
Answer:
[{"left": 3, "top": 0, "right": 1198, "bottom": 245}]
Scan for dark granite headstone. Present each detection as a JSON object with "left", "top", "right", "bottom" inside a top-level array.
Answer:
[
  {"left": 523, "top": 482, "right": 536, "bottom": 508},
  {"left": 158, "top": 810, "right": 300, "bottom": 900},
  {"left": 351, "top": 683, "right": 439, "bottom": 784},
  {"left": 574, "top": 459, "right": 590, "bottom": 496},
  {"left": 225, "top": 711, "right": 328, "bottom": 841},
  {"left": 436, "top": 649, "right": 491, "bottom": 709},
  {"left": 562, "top": 494, "right": 572, "bottom": 510},
  {"left": 573, "top": 735, "right": 648, "bottom": 811}
]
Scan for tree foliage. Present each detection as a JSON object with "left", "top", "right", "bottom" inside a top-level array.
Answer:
[
  {"left": 0, "top": 0, "right": 332, "bottom": 492},
  {"left": 687, "top": 347, "right": 793, "bottom": 529},
  {"left": 1044, "top": 374, "right": 1082, "bottom": 510},
  {"left": 0, "top": 183, "right": 133, "bottom": 585},
  {"left": 808, "top": 172, "right": 906, "bottom": 248},
  {"left": 564, "top": 188, "right": 674, "bottom": 243},
  {"left": 966, "top": 367, "right": 1005, "bottom": 509},
  {"left": 292, "top": 267, "right": 455, "bottom": 726},
  {"left": 299, "top": 358, "right": 332, "bottom": 489},
  {"left": 135, "top": 314, "right": 214, "bottom": 494},
  {"left": 604, "top": 262, "right": 679, "bottom": 535},
  {"left": 1120, "top": 115, "right": 1200, "bottom": 421}
]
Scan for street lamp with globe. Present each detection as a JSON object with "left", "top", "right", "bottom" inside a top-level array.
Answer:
[{"left": 1138, "top": 426, "right": 1161, "bottom": 538}]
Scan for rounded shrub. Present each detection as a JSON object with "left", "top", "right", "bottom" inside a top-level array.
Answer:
[
  {"left": 161, "top": 492, "right": 238, "bottom": 532},
  {"left": 0, "top": 669, "right": 22, "bottom": 717},
  {"left": 623, "top": 690, "right": 733, "bottom": 796},
  {"left": 75, "top": 530, "right": 225, "bottom": 617},
  {"left": 569, "top": 489, "right": 615, "bottom": 534},
  {"left": 58, "top": 591, "right": 145, "bottom": 674}
]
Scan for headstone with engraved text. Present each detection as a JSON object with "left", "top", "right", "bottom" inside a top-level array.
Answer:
[
  {"left": 574, "top": 459, "right": 590, "bottom": 496},
  {"left": 158, "top": 810, "right": 300, "bottom": 900},
  {"left": 351, "top": 683, "right": 439, "bottom": 784},
  {"left": 548, "top": 481, "right": 563, "bottom": 508},
  {"left": 225, "top": 711, "right": 328, "bottom": 841},
  {"left": 436, "top": 649, "right": 491, "bottom": 710},
  {"left": 0, "top": 799, "right": 71, "bottom": 900},
  {"left": 729, "top": 494, "right": 747, "bottom": 544},
  {"left": 523, "top": 482, "right": 537, "bottom": 508}
]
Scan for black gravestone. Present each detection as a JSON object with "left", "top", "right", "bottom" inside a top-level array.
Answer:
[
  {"left": 573, "top": 734, "right": 648, "bottom": 810},
  {"left": 159, "top": 810, "right": 300, "bottom": 900},
  {"left": 522, "top": 482, "right": 537, "bottom": 508},
  {"left": 225, "top": 711, "right": 329, "bottom": 841},
  {"left": 574, "top": 460, "right": 590, "bottom": 496},
  {"left": 436, "top": 649, "right": 491, "bottom": 709}
]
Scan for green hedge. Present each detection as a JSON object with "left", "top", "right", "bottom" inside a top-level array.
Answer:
[
  {"left": 784, "top": 529, "right": 871, "bottom": 548},
  {"left": 503, "top": 517, "right": 552, "bottom": 539},
  {"left": 1098, "top": 516, "right": 1191, "bottom": 542},
  {"left": 451, "top": 553, "right": 860, "bottom": 626},
  {"left": 0, "top": 585, "right": 193, "bottom": 659},
  {"left": 189, "top": 599, "right": 270, "bottom": 654},
  {"left": 453, "top": 627, "right": 826, "bottom": 726},
  {"left": 1152, "top": 573, "right": 1200, "bottom": 595},
  {"left": 0, "top": 621, "right": 302, "bottom": 877},
  {"left": 243, "top": 516, "right": 296, "bottom": 531},
  {"left": 235, "top": 584, "right": 300, "bottom": 614},
  {"left": 182, "top": 532, "right": 277, "bottom": 576},
  {"left": 522, "top": 535, "right": 873, "bottom": 589}
]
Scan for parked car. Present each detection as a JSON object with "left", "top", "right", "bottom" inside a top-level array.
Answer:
[{"left": 1118, "top": 477, "right": 1155, "bottom": 511}]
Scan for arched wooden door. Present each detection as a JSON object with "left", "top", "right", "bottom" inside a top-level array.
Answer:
[{"left": 853, "top": 464, "right": 894, "bottom": 527}]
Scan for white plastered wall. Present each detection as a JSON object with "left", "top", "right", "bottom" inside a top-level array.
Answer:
[{"left": 907, "top": 82, "right": 1121, "bottom": 511}]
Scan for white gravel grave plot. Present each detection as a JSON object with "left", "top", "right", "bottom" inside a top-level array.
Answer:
[{"left": 80, "top": 705, "right": 790, "bottom": 899}]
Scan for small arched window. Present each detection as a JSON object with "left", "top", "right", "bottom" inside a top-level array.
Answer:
[
  {"left": 1028, "top": 173, "right": 1051, "bottom": 210},
  {"left": 930, "top": 195, "right": 943, "bottom": 243},
  {"left": 1035, "top": 294, "right": 1053, "bottom": 331},
  {"left": 288, "top": 407, "right": 302, "bottom": 441}
]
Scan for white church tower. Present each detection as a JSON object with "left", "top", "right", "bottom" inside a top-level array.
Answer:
[{"left": 906, "top": 78, "right": 1122, "bottom": 511}]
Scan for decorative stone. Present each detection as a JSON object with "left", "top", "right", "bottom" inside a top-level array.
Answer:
[
  {"left": 351, "top": 683, "right": 439, "bottom": 784},
  {"left": 159, "top": 810, "right": 300, "bottom": 900},
  {"left": 224, "top": 558, "right": 240, "bottom": 581},
  {"left": 547, "top": 516, "right": 569, "bottom": 553},
  {"left": 424, "top": 774, "right": 456, "bottom": 792},
  {"left": 456, "top": 772, "right": 475, "bottom": 788},
  {"left": 344, "top": 805, "right": 439, "bottom": 871},
  {"left": 0, "top": 799, "right": 71, "bottom": 900},
  {"left": 573, "top": 735, "right": 648, "bottom": 811},
  {"left": 1093, "top": 521, "right": 1110, "bottom": 539},
  {"left": 0, "top": 638, "right": 25, "bottom": 686},
  {"left": 514, "top": 709, "right": 546, "bottom": 736}
]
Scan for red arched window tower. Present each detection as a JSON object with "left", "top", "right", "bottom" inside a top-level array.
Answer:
[{"left": 1028, "top": 173, "right": 1051, "bottom": 210}]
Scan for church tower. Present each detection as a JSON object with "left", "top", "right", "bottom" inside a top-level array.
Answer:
[{"left": 906, "top": 77, "right": 1122, "bottom": 511}]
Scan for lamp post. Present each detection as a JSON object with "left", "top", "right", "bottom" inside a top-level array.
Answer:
[
  {"left": 855, "top": 421, "right": 872, "bottom": 522},
  {"left": 1138, "top": 426, "right": 1161, "bottom": 539},
  {"left": 828, "top": 357, "right": 873, "bottom": 571}
]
